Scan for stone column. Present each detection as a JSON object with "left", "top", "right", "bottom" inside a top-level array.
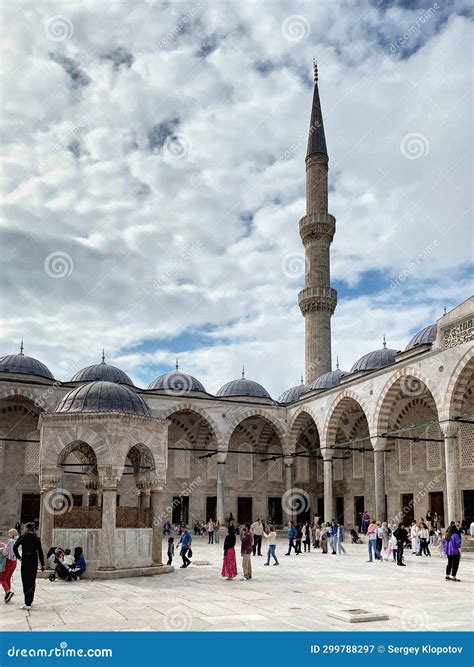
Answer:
[
  {"left": 39, "top": 474, "right": 61, "bottom": 558},
  {"left": 321, "top": 449, "right": 333, "bottom": 524},
  {"left": 98, "top": 477, "right": 117, "bottom": 570},
  {"left": 373, "top": 437, "right": 386, "bottom": 522},
  {"left": 216, "top": 451, "right": 226, "bottom": 525},
  {"left": 150, "top": 486, "right": 163, "bottom": 566},
  {"left": 138, "top": 490, "right": 151, "bottom": 508},
  {"left": 283, "top": 457, "right": 294, "bottom": 524},
  {"left": 441, "top": 423, "right": 460, "bottom": 524}
]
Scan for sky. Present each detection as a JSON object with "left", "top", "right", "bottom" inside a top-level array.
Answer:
[{"left": 1, "top": 0, "right": 473, "bottom": 398}]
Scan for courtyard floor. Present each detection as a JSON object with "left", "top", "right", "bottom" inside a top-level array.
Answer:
[{"left": 2, "top": 536, "right": 472, "bottom": 632}]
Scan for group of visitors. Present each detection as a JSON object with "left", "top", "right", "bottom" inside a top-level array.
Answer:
[
  {"left": 285, "top": 520, "right": 346, "bottom": 556},
  {"left": 221, "top": 521, "right": 279, "bottom": 581},
  {"left": 0, "top": 522, "right": 87, "bottom": 610}
]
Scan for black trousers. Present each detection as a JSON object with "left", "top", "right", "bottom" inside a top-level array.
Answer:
[
  {"left": 396, "top": 541, "right": 404, "bottom": 565},
  {"left": 287, "top": 538, "right": 296, "bottom": 554},
  {"left": 418, "top": 538, "right": 431, "bottom": 556},
  {"left": 180, "top": 548, "right": 191, "bottom": 566},
  {"left": 21, "top": 558, "right": 38, "bottom": 606},
  {"left": 252, "top": 535, "right": 262, "bottom": 555},
  {"left": 446, "top": 554, "right": 460, "bottom": 578},
  {"left": 208, "top": 531, "right": 214, "bottom": 544}
]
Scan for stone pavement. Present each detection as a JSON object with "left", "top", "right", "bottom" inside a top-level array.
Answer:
[{"left": 1, "top": 536, "right": 472, "bottom": 632}]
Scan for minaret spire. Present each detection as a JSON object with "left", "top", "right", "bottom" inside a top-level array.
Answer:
[
  {"left": 101, "top": 349, "right": 105, "bottom": 363},
  {"left": 298, "top": 62, "right": 337, "bottom": 384},
  {"left": 19, "top": 340, "right": 24, "bottom": 355}
]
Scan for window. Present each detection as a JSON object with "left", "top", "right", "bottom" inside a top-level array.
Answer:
[
  {"left": 24, "top": 441, "right": 40, "bottom": 474},
  {"left": 398, "top": 439, "right": 412, "bottom": 474},
  {"left": 238, "top": 443, "right": 253, "bottom": 480},
  {"left": 426, "top": 425, "right": 442, "bottom": 471},
  {"left": 333, "top": 457, "right": 343, "bottom": 481},
  {"left": 174, "top": 439, "right": 190, "bottom": 479},
  {"left": 294, "top": 446, "right": 309, "bottom": 482},
  {"left": 352, "top": 450, "right": 363, "bottom": 478},
  {"left": 459, "top": 423, "right": 474, "bottom": 468},
  {"left": 267, "top": 446, "right": 282, "bottom": 482}
]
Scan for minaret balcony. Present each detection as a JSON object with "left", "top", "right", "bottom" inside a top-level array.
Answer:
[
  {"left": 298, "top": 286, "right": 337, "bottom": 315},
  {"left": 299, "top": 213, "right": 336, "bottom": 245}
]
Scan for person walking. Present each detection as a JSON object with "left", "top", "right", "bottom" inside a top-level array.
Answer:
[
  {"left": 418, "top": 521, "right": 431, "bottom": 557},
  {"left": 410, "top": 521, "right": 420, "bottom": 554},
  {"left": 178, "top": 525, "right": 192, "bottom": 568},
  {"left": 240, "top": 523, "right": 253, "bottom": 580},
  {"left": 263, "top": 525, "right": 279, "bottom": 566},
  {"left": 12, "top": 522, "right": 45, "bottom": 610},
  {"left": 302, "top": 522, "right": 311, "bottom": 553},
  {"left": 320, "top": 523, "right": 329, "bottom": 554},
  {"left": 445, "top": 522, "right": 462, "bottom": 581},
  {"left": 381, "top": 522, "right": 390, "bottom": 552},
  {"left": 250, "top": 518, "right": 264, "bottom": 556},
  {"left": 367, "top": 519, "right": 378, "bottom": 562},
  {"left": 361, "top": 511, "right": 370, "bottom": 535},
  {"left": 0, "top": 529, "right": 18, "bottom": 603},
  {"left": 207, "top": 518, "right": 214, "bottom": 544},
  {"left": 312, "top": 523, "right": 320, "bottom": 549},
  {"left": 376, "top": 522, "right": 384, "bottom": 559},
  {"left": 221, "top": 526, "right": 237, "bottom": 580},
  {"left": 336, "top": 523, "right": 346, "bottom": 555},
  {"left": 214, "top": 520, "right": 220, "bottom": 544},
  {"left": 285, "top": 521, "right": 297, "bottom": 555},
  {"left": 166, "top": 537, "right": 175, "bottom": 565},
  {"left": 295, "top": 524, "right": 303, "bottom": 555},
  {"left": 393, "top": 523, "right": 408, "bottom": 566},
  {"left": 329, "top": 520, "right": 338, "bottom": 554}
]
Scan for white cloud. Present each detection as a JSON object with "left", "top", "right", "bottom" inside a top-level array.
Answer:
[{"left": 1, "top": 0, "right": 472, "bottom": 398}]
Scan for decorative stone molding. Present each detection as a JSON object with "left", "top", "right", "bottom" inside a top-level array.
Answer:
[
  {"left": 298, "top": 286, "right": 337, "bottom": 315},
  {"left": 440, "top": 422, "right": 459, "bottom": 439},
  {"left": 283, "top": 456, "right": 294, "bottom": 467},
  {"left": 299, "top": 213, "right": 336, "bottom": 246},
  {"left": 226, "top": 408, "right": 288, "bottom": 442},
  {"left": 443, "top": 318, "right": 473, "bottom": 349},
  {"left": 372, "top": 436, "right": 386, "bottom": 452},
  {"left": 323, "top": 389, "right": 373, "bottom": 446},
  {"left": 320, "top": 448, "right": 333, "bottom": 462},
  {"left": 158, "top": 403, "right": 224, "bottom": 445}
]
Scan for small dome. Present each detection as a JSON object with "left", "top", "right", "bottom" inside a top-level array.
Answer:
[
  {"left": 405, "top": 323, "right": 437, "bottom": 351},
  {"left": 350, "top": 339, "right": 398, "bottom": 373},
  {"left": 0, "top": 343, "right": 54, "bottom": 380},
  {"left": 278, "top": 379, "right": 309, "bottom": 403},
  {"left": 56, "top": 381, "right": 151, "bottom": 417},
  {"left": 148, "top": 362, "right": 206, "bottom": 393},
  {"left": 71, "top": 352, "right": 133, "bottom": 385},
  {"left": 217, "top": 368, "right": 271, "bottom": 399},
  {"left": 310, "top": 368, "right": 347, "bottom": 391}
]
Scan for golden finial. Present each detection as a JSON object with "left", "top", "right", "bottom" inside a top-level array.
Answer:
[{"left": 313, "top": 58, "right": 318, "bottom": 83}]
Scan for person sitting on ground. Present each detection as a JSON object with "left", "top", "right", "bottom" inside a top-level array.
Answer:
[
  {"left": 63, "top": 549, "right": 74, "bottom": 568},
  {"left": 70, "top": 547, "right": 86, "bottom": 577}
]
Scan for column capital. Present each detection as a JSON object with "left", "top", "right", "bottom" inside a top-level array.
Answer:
[
  {"left": 440, "top": 422, "right": 459, "bottom": 438},
  {"left": 216, "top": 451, "right": 227, "bottom": 464},
  {"left": 283, "top": 456, "right": 294, "bottom": 467},
  {"left": 372, "top": 437, "right": 386, "bottom": 452},
  {"left": 39, "top": 475, "right": 61, "bottom": 491},
  {"left": 320, "top": 448, "right": 333, "bottom": 462}
]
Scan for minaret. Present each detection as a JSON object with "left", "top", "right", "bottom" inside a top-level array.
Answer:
[{"left": 298, "top": 61, "right": 337, "bottom": 384}]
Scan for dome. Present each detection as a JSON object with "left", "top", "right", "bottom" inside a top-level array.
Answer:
[
  {"left": 148, "top": 362, "right": 206, "bottom": 393},
  {"left": 405, "top": 323, "right": 437, "bottom": 351},
  {"left": 350, "top": 339, "right": 398, "bottom": 373},
  {"left": 0, "top": 343, "right": 54, "bottom": 380},
  {"left": 71, "top": 352, "right": 133, "bottom": 385},
  {"left": 55, "top": 381, "right": 151, "bottom": 417},
  {"left": 278, "top": 379, "right": 309, "bottom": 403},
  {"left": 310, "top": 367, "right": 347, "bottom": 391},
  {"left": 217, "top": 369, "right": 271, "bottom": 399}
]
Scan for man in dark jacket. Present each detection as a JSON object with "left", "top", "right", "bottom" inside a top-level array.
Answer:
[
  {"left": 13, "top": 522, "right": 45, "bottom": 609},
  {"left": 240, "top": 523, "right": 253, "bottom": 580},
  {"left": 393, "top": 523, "right": 408, "bottom": 566}
]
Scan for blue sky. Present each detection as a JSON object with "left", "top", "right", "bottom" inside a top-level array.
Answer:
[{"left": 1, "top": 0, "right": 472, "bottom": 397}]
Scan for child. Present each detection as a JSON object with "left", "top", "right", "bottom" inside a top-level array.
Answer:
[
  {"left": 389, "top": 533, "right": 398, "bottom": 562},
  {"left": 63, "top": 549, "right": 74, "bottom": 567},
  {"left": 167, "top": 537, "right": 175, "bottom": 565},
  {"left": 436, "top": 530, "right": 446, "bottom": 558}
]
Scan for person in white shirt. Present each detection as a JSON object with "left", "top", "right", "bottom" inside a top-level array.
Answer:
[
  {"left": 207, "top": 519, "right": 214, "bottom": 544},
  {"left": 263, "top": 525, "right": 279, "bottom": 566},
  {"left": 410, "top": 521, "right": 420, "bottom": 554},
  {"left": 417, "top": 522, "right": 431, "bottom": 556},
  {"left": 250, "top": 518, "right": 264, "bottom": 556}
]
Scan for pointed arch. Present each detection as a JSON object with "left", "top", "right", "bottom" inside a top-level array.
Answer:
[
  {"left": 159, "top": 403, "right": 224, "bottom": 445},
  {"left": 287, "top": 406, "right": 321, "bottom": 454},
  {"left": 443, "top": 348, "right": 474, "bottom": 420},
  {"left": 226, "top": 408, "right": 287, "bottom": 444},
  {"left": 323, "top": 390, "right": 372, "bottom": 446}
]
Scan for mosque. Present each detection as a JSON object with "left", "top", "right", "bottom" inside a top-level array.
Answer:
[{"left": 0, "top": 65, "right": 472, "bottom": 575}]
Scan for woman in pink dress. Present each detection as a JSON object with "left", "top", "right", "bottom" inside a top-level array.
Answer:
[
  {"left": 0, "top": 528, "right": 19, "bottom": 603},
  {"left": 221, "top": 526, "right": 237, "bottom": 580}
]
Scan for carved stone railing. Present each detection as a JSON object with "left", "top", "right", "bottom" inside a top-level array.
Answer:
[
  {"left": 54, "top": 507, "right": 102, "bottom": 529},
  {"left": 116, "top": 507, "right": 152, "bottom": 529}
]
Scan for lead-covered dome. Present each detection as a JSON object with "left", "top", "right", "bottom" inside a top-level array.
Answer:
[
  {"left": 278, "top": 379, "right": 309, "bottom": 403},
  {"left": 148, "top": 362, "right": 206, "bottom": 393},
  {"left": 310, "top": 367, "right": 347, "bottom": 391},
  {"left": 350, "top": 339, "right": 398, "bottom": 373},
  {"left": 217, "top": 369, "right": 271, "bottom": 399},
  {"left": 405, "top": 323, "right": 437, "bottom": 351},
  {"left": 55, "top": 381, "right": 151, "bottom": 417},
  {"left": 71, "top": 352, "right": 133, "bottom": 386},
  {"left": 0, "top": 343, "right": 54, "bottom": 380}
]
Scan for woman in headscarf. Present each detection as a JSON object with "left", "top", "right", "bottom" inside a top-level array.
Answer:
[{"left": 221, "top": 526, "right": 237, "bottom": 580}]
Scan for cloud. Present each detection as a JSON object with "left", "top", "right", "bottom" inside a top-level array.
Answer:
[{"left": 0, "top": 0, "right": 472, "bottom": 398}]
